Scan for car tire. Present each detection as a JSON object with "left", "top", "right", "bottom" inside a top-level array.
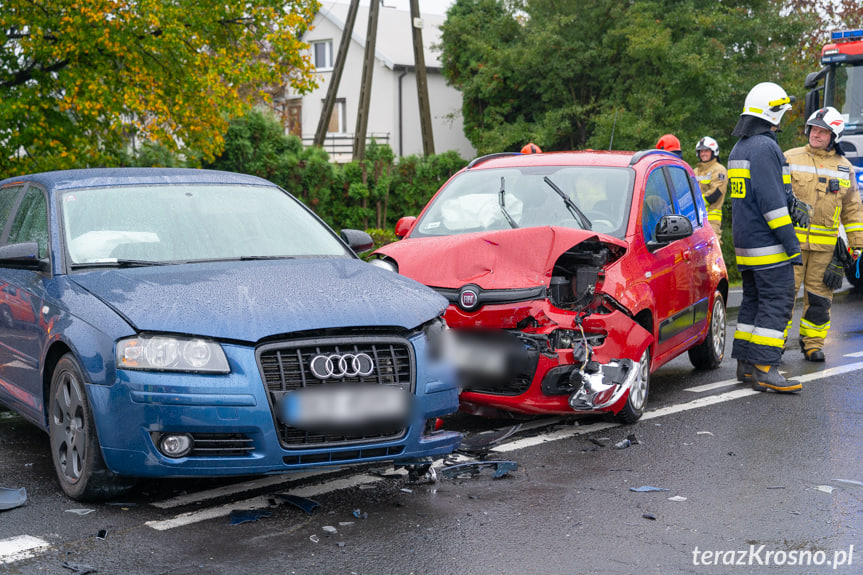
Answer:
[
  {"left": 688, "top": 291, "right": 726, "bottom": 370},
  {"left": 613, "top": 347, "right": 650, "bottom": 425},
  {"left": 0, "top": 305, "right": 13, "bottom": 328},
  {"left": 49, "top": 354, "right": 135, "bottom": 501}
]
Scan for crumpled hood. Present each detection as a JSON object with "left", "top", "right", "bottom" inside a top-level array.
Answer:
[
  {"left": 377, "top": 226, "right": 628, "bottom": 289},
  {"left": 70, "top": 258, "right": 446, "bottom": 341}
]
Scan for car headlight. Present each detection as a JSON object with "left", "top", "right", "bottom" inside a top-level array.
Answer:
[
  {"left": 368, "top": 257, "right": 398, "bottom": 274},
  {"left": 117, "top": 335, "right": 230, "bottom": 373}
]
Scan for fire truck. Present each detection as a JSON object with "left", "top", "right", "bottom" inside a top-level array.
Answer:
[{"left": 804, "top": 29, "right": 863, "bottom": 287}]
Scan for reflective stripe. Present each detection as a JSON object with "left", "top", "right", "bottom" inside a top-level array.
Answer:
[
  {"left": 750, "top": 333, "right": 786, "bottom": 349},
  {"left": 786, "top": 164, "right": 851, "bottom": 180},
  {"left": 810, "top": 224, "right": 839, "bottom": 234},
  {"left": 699, "top": 179, "right": 711, "bottom": 185},
  {"left": 707, "top": 209, "right": 722, "bottom": 221},
  {"left": 783, "top": 174, "right": 791, "bottom": 184},
  {"left": 733, "top": 330, "right": 752, "bottom": 342},
  {"left": 800, "top": 318, "right": 829, "bottom": 338},
  {"left": 728, "top": 160, "right": 750, "bottom": 170},
  {"left": 844, "top": 223, "right": 863, "bottom": 233},
  {"left": 744, "top": 106, "right": 763, "bottom": 115},
  {"left": 735, "top": 251, "right": 798, "bottom": 266},
  {"left": 728, "top": 168, "right": 750, "bottom": 179},
  {"left": 796, "top": 233, "right": 837, "bottom": 246},
  {"left": 764, "top": 207, "right": 791, "bottom": 230}
]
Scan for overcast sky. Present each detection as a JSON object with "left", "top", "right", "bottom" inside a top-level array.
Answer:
[{"left": 318, "top": 0, "right": 455, "bottom": 16}]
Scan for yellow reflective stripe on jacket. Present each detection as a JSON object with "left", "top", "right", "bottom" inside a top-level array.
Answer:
[
  {"left": 845, "top": 223, "right": 863, "bottom": 234},
  {"left": 707, "top": 209, "right": 722, "bottom": 222},
  {"left": 750, "top": 326, "right": 787, "bottom": 349},
  {"left": 735, "top": 244, "right": 798, "bottom": 266},
  {"left": 796, "top": 233, "right": 837, "bottom": 246},
  {"left": 728, "top": 168, "right": 750, "bottom": 178},
  {"left": 764, "top": 207, "right": 791, "bottom": 230},
  {"left": 800, "top": 318, "right": 830, "bottom": 338}
]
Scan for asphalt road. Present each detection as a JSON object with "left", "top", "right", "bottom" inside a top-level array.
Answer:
[{"left": 2, "top": 286, "right": 863, "bottom": 575}]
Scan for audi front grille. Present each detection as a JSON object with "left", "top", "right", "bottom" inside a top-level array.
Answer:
[{"left": 256, "top": 336, "right": 415, "bottom": 449}]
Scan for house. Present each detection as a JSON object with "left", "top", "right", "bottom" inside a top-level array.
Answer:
[{"left": 277, "top": 2, "right": 476, "bottom": 163}]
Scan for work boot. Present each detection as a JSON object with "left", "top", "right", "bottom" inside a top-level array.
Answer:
[
  {"left": 803, "top": 348, "right": 825, "bottom": 362},
  {"left": 751, "top": 364, "right": 802, "bottom": 394},
  {"left": 736, "top": 360, "right": 754, "bottom": 384}
]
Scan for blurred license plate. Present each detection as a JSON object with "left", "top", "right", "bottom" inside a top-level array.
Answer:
[{"left": 277, "top": 386, "right": 410, "bottom": 430}]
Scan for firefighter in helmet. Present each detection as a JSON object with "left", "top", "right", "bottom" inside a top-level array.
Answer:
[
  {"left": 784, "top": 107, "right": 863, "bottom": 362},
  {"left": 728, "top": 82, "right": 802, "bottom": 393},
  {"left": 693, "top": 136, "right": 728, "bottom": 240},
  {"left": 655, "top": 134, "right": 683, "bottom": 158}
]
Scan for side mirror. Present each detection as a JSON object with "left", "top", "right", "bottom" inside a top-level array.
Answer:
[
  {"left": 0, "top": 242, "right": 41, "bottom": 268},
  {"left": 653, "top": 215, "right": 693, "bottom": 245},
  {"left": 394, "top": 216, "right": 417, "bottom": 239},
  {"left": 804, "top": 88, "right": 822, "bottom": 121},
  {"left": 340, "top": 229, "right": 374, "bottom": 254}
]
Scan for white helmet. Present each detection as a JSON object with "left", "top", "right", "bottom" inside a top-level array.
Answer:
[
  {"left": 741, "top": 82, "right": 795, "bottom": 125},
  {"left": 695, "top": 136, "right": 719, "bottom": 156},
  {"left": 805, "top": 107, "right": 845, "bottom": 143}
]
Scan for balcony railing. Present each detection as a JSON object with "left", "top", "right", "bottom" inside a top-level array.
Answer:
[{"left": 302, "top": 133, "right": 391, "bottom": 161}]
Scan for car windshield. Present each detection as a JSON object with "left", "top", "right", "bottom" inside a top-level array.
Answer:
[
  {"left": 410, "top": 165, "right": 634, "bottom": 239},
  {"left": 61, "top": 184, "right": 351, "bottom": 265}
]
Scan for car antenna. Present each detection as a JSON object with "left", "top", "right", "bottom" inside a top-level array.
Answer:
[{"left": 608, "top": 109, "right": 619, "bottom": 151}]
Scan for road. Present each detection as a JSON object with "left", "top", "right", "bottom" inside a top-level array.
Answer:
[{"left": 2, "top": 286, "right": 863, "bottom": 575}]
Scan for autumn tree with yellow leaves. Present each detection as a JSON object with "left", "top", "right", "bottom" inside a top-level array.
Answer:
[{"left": 0, "top": 0, "right": 320, "bottom": 174}]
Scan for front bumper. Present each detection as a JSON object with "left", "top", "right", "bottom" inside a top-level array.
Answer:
[{"left": 87, "top": 335, "right": 461, "bottom": 478}]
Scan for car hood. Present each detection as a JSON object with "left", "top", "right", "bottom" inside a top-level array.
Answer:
[
  {"left": 70, "top": 258, "right": 446, "bottom": 341},
  {"left": 376, "top": 226, "right": 628, "bottom": 289}
]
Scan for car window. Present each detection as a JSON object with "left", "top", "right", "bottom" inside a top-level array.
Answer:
[
  {"left": 61, "top": 184, "right": 351, "bottom": 264},
  {"left": 0, "top": 185, "right": 24, "bottom": 243},
  {"left": 666, "top": 166, "right": 701, "bottom": 227},
  {"left": 411, "top": 166, "right": 633, "bottom": 239},
  {"left": 7, "top": 187, "right": 49, "bottom": 258},
  {"left": 641, "top": 169, "right": 673, "bottom": 242}
]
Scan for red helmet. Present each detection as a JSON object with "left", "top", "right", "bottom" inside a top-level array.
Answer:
[
  {"left": 655, "top": 134, "right": 681, "bottom": 152},
  {"left": 521, "top": 143, "right": 542, "bottom": 154}
]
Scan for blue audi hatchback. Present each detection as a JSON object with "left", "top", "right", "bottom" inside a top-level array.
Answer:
[{"left": 0, "top": 168, "right": 460, "bottom": 500}]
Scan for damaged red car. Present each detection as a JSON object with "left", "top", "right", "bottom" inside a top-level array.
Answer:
[{"left": 370, "top": 150, "right": 728, "bottom": 423}]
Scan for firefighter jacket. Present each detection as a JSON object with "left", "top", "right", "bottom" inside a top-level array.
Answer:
[
  {"left": 693, "top": 158, "right": 728, "bottom": 226},
  {"left": 728, "top": 131, "right": 801, "bottom": 271},
  {"left": 784, "top": 144, "right": 863, "bottom": 252}
]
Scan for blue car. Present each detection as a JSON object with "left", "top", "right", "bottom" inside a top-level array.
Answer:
[{"left": 0, "top": 168, "right": 460, "bottom": 500}]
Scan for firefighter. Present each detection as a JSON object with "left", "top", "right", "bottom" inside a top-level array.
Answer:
[
  {"left": 728, "top": 82, "right": 802, "bottom": 393},
  {"left": 655, "top": 134, "right": 683, "bottom": 158},
  {"left": 784, "top": 107, "right": 863, "bottom": 362},
  {"left": 693, "top": 136, "right": 728, "bottom": 239}
]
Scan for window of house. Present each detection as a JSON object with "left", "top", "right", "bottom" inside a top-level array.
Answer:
[
  {"left": 312, "top": 40, "right": 333, "bottom": 70},
  {"left": 326, "top": 99, "right": 346, "bottom": 134}
]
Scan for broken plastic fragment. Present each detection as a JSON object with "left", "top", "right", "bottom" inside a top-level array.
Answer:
[
  {"left": 642, "top": 513, "right": 657, "bottom": 520},
  {"left": 440, "top": 461, "right": 518, "bottom": 479},
  {"left": 274, "top": 493, "right": 321, "bottom": 515},
  {"left": 96, "top": 529, "right": 108, "bottom": 540},
  {"left": 322, "top": 526, "right": 337, "bottom": 535},
  {"left": 229, "top": 508, "right": 273, "bottom": 525},
  {"left": 813, "top": 485, "right": 836, "bottom": 494},
  {"left": 667, "top": 495, "right": 687, "bottom": 502},
  {"left": 352, "top": 508, "right": 368, "bottom": 519},
  {"left": 613, "top": 439, "right": 631, "bottom": 449},
  {"left": 61, "top": 561, "right": 97, "bottom": 575},
  {"left": 630, "top": 486, "right": 670, "bottom": 492},
  {"left": 309, "top": 534, "right": 320, "bottom": 543},
  {"left": 64, "top": 508, "right": 95, "bottom": 516},
  {"left": 0, "top": 487, "right": 26, "bottom": 511},
  {"left": 696, "top": 431, "right": 714, "bottom": 436},
  {"left": 458, "top": 424, "right": 523, "bottom": 454}
]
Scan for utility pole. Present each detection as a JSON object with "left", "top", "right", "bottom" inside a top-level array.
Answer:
[
  {"left": 409, "top": 0, "right": 435, "bottom": 155},
  {"left": 314, "top": 0, "right": 360, "bottom": 148},
  {"left": 352, "top": 0, "right": 380, "bottom": 161}
]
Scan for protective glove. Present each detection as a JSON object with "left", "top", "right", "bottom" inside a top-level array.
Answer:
[
  {"left": 787, "top": 194, "right": 811, "bottom": 228},
  {"left": 823, "top": 256, "right": 845, "bottom": 290}
]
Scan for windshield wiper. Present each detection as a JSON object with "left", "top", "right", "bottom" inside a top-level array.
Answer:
[
  {"left": 499, "top": 176, "right": 519, "bottom": 229},
  {"left": 543, "top": 176, "right": 592, "bottom": 230},
  {"left": 70, "top": 259, "right": 170, "bottom": 269}
]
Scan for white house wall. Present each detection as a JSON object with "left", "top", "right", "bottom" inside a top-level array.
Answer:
[{"left": 297, "top": 6, "right": 476, "bottom": 162}]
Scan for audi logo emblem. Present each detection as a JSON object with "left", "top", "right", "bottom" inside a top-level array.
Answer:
[{"left": 309, "top": 353, "right": 375, "bottom": 379}]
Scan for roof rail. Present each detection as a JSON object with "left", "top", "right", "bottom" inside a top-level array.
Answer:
[
  {"left": 467, "top": 152, "right": 522, "bottom": 169},
  {"left": 628, "top": 149, "right": 678, "bottom": 166}
]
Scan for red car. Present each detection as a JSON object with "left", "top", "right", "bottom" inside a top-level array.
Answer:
[{"left": 371, "top": 150, "right": 728, "bottom": 423}]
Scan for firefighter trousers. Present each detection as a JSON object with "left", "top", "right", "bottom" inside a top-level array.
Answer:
[
  {"left": 789, "top": 249, "right": 834, "bottom": 352},
  {"left": 732, "top": 263, "right": 796, "bottom": 366}
]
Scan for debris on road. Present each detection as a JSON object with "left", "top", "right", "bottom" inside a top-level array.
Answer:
[
  {"left": 642, "top": 513, "right": 657, "bottom": 520},
  {"left": 64, "top": 508, "right": 95, "bottom": 516},
  {"left": 0, "top": 487, "right": 26, "bottom": 511},
  {"left": 322, "top": 526, "right": 338, "bottom": 536},
  {"left": 630, "top": 486, "right": 670, "bottom": 493},
  {"left": 61, "top": 561, "right": 97, "bottom": 574},
  {"left": 229, "top": 508, "right": 273, "bottom": 525},
  {"left": 813, "top": 485, "right": 836, "bottom": 494},
  {"left": 696, "top": 431, "right": 714, "bottom": 436},
  {"left": 457, "top": 424, "right": 523, "bottom": 455},
  {"left": 614, "top": 434, "right": 639, "bottom": 449},
  {"left": 440, "top": 460, "right": 518, "bottom": 479},
  {"left": 667, "top": 495, "right": 687, "bottom": 502},
  {"left": 352, "top": 508, "right": 368, "bottom": 519},
  {"left": 274, "top": 493, "right": 321, "bottom": 515}
]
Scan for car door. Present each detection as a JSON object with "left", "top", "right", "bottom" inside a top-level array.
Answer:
[
  {"left": 0, "top": 183, "right": 50, "bottom": 422},
  {"left": 638, "top": 166, "right": 697, "bottom": 359}
]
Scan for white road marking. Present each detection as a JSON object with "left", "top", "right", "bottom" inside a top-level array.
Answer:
[
  {"left": 844, "top": 351, "right": 863, "bottom": 358},
  {"left": 151, "top": 468, "right": 346, "bottom": 509},
  {"left": 685, "top": 377, "right": 740, "bottom": 393},
  {"left": 0, "top": 535, "right": 50, "bottom": 564},
  {"left": 145, "top": 474, "right": 383, "bottom": 531}
]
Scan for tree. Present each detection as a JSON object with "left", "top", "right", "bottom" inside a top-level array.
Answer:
[
  {"left": 440, "top": 0, "right": 817, "bottom": 160},
  {"left": 0, "top": 0, "right": 320, "bottom": 174}
]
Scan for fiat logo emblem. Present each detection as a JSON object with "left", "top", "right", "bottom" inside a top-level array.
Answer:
[
  {"left": 309, "top": 353, "right": 375, "bottom": 379},
  {"left": 459, "top": 286, "right": 480, "bottom": 311}
]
